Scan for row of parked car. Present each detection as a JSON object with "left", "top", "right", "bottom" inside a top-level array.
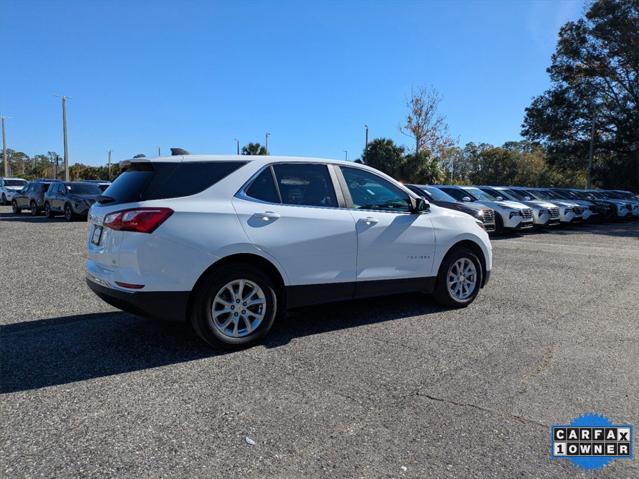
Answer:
[
  {"left": 0, "top": 177, "right": 111, "bottom": 220},
  {"left": 405, "top": 184, "right": 638, "bottom": 234}
]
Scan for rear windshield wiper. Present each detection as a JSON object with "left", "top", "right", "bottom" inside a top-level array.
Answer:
[{"left": 96, "top": 195, "right": 115, "bottom": 204}]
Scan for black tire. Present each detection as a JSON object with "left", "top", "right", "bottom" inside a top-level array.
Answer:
[
  {"left": 190, "top": 263, "right": 278, "bottom": 349},
  {"left": 64, "top": 203, "right": 74, "bottom": 222},
  {"left": 432, "top": 247, "right": 483, "bottom": 308},
  {"left": 30, "top": 200, "right": 39, "bottom": 216},
  {"left": 12, "top": 200, "right": 21, "bottom": 214},
  {"left": 44, "top": 202, "right": 54, "bottom": 219},
  {"left": 494, "top": 214, "right": 504, "bottom": 234},
  {"left": 1, "top": 193, "right": 6, "bottom": 205}
]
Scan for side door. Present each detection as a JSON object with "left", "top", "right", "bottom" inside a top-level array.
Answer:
[
  {"left": 17, "top": 184, "right": 31, "bottom": 207},
  {"left": 52, "top": 183, "right": 65, "bottom": 211},
  {"left": 232, "top": 163, "right": 357, "bottom": 306},
  {"left": 47, "top": 183, "right": 59, "bottom": 210},
  {"left": 337, "top": 166, "right": 436, "bottom": 293}
]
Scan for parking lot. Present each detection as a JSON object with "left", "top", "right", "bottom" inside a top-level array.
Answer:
[{"left": 1, "top": 204, "right": 637, "bottom": 478}]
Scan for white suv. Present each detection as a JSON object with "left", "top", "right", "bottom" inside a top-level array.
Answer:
[
  {"left": 86, "top": 155, "right": 492, "bottom": 348},
  {"left": 436, "top": 185, "right": 534, "bottom": 233},
  {"left": 0, "top": 177, "right": 27, "bottom": 205}
]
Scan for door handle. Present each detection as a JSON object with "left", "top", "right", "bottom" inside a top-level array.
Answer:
[
  {"left": 258, "top": 211, "right": 280, "bottom": 221},
  {"left": 361, "top": 216, "right": 379, "bottom": 225}
]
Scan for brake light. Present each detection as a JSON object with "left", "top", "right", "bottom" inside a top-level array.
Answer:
[{"left": 103, "top": 208, "right": 173, "bottom": 233}]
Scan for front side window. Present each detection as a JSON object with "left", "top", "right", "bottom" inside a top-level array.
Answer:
[
  {"left": 245, "top": 167, "right": 280, "bottom": 203},
  {"left": 272, "top": 164, "right": 337, "bottom": 208},
  {"left": 341, "top": 167, "right": 410, "bottom": 212}
]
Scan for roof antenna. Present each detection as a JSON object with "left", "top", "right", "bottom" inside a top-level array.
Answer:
[{"left": 170, "top": 147, "right": 190, "bottom": 156}]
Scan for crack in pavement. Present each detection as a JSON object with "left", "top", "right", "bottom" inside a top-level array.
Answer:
[{"left": 414, "top": 391, "right": 548, "bottom": 429}]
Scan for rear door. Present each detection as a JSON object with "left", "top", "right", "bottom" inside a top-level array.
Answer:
[
  {"left": 232, "top": 163, "right": 357, "bottom": 302},
  {"left": 338, "top": 166, "right": 436, "bottom": 287}
]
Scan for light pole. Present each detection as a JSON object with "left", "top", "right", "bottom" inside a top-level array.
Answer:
[
  {"left": 56, "top": 95, "right": 71, "bottom": 181},
  {"left": 587, "top": 118, "right": 595, "bottom": 189},
  {"left": 344, "top": 150, "right": 348, "bottom": 161},
  {"left": 234, "top": 138, "right": 240, "bottom": 155},
  {"left": 1, "top": 116, "right": 8, "bottom": 177},
  {"left": 265, "top": 132, "right": 270, "bottom": 155},
  {"left": 364, "top": 124, "right": 369, "bottom": 150},
  {"left": 107, "top": 149, "right": 112, "bottom": 180}
]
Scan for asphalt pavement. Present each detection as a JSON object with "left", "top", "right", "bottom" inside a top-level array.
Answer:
[{"left": 1, "top": 205, "right": 638, "bottom": 478}]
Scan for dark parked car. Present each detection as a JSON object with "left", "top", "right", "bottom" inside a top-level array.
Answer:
[
  {"left": 406, "top": 184, "right": 496, "bottom": 232},
  {"left": 12, "top": 180, "right": 58, "bottom": 216},
  {"left": 44, "top": 181, "right": 102, "bottom": 221}
]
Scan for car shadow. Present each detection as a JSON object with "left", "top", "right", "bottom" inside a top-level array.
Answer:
[{"left": 0, "top": 294, "right": 442, "bottom": 394}]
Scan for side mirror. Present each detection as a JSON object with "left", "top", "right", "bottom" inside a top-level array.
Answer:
[
  {"left": 462, "top": 196, "right": 472, "bottom": 202},
  {"left": 496, "top": 196, "right": 504, "bottom": 201},
  {"left": 410, "top": 196, "right": 430, "bottom": 214}
]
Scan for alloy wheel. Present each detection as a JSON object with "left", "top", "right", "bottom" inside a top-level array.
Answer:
[
  {"left": 447, "top": 257, "right": 477, "bottom": 301},
  {"left": 210, "top": 279, "right": 267, "bottom": 338}
]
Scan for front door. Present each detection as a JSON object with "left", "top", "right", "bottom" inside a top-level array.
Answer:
[{"left": 338, "top": 166, "right": 436, "bottom": 290}]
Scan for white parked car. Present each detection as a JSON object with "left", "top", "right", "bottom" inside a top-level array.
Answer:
[
  {"left": 0, "top": 177, "right": 28, "bottom": 205},
  {"left": 521, "top": 188, "right": 590, "bottom": 222},
  {"left": 480, "top": 186, "right": 561, "bottom": 227},
  {"left": 86, "top": 155, "right": 492, "bottom": 348},
  {"left": 435, "top": 185, "right": 534, "bottom": 233}
]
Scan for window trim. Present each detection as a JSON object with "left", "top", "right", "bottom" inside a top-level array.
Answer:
[{"left": 236, "top": 162, "right": 346, "bottom": 209}]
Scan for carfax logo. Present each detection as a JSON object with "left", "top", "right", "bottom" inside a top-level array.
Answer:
[{"left": 551, "top": 413, "right": 634, "bottom": 470}]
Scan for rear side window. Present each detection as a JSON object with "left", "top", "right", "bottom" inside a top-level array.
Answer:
[
  {"left": 245, "top": 168, "right": 280, "bottom": 203},
  {"left": 102, "top": 161, "right": 246, "bottom": 204},
  {"left": 272, "top": 164, "right": 337, "bottom": 208}
]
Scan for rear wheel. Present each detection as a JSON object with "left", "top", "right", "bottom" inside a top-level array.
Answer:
[
  {"left": 30, "top": 200, "right": 39, "bottom": 216},
  {"left": 44, "top": 202, "right": 54, "bottom": 218},
  {"left": 433, "top": 247, "right": 483, "bottom": 308},
  {"left": 191, "top": 263, "right": 278, "bottom": 349},
  {"left": 12, "top": 200, "right": 21, "bottom": 214}
]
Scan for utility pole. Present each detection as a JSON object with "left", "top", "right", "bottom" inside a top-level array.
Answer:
[
  {"left": 344, "top": 150, "right": 348, "bottom": 161},
  {"left": 1, "top": 116, "right": 8, "bottom": 177},
  {"left": 587, "top": 119, "right": 595, "bottom": 189},
  {"left": 364, "top": 124, "right": 369, "bottom": 150},
  {"left": 234, "top": 138, "right": 240, "bottom": 155},
  {"left": 58, "top": 96, "right": 71, "bottom": 181},
  {"left": 265, "top": 132, "right": 270, "bottom": 155},
  {"left": 107, "top": 150, "right": 112, "bottom": 180}
]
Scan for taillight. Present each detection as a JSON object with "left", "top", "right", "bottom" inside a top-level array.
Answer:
[{"left": 103, "top": 208, "right": 173, "bottom": 233}]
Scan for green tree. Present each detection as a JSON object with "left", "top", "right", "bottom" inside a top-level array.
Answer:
[
  {"left": 522, "top": 0, "right": 639, "bottom": 192},
  {"left": 361, "top": 138, "right": 405, "bottom": 179},
  {"left": 400, "top": 151, "right": 442, "bottom": 184},
  {"left": 241, "top": 143, "right": 267, "bottom": 155}
]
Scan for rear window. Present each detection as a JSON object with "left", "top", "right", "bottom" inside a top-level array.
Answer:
[
  {"left": 4, "top": 179, "right": 26, "bottom": 187},
  {"left": 101, "top": 161, "right": 246, "bottom": 204}
]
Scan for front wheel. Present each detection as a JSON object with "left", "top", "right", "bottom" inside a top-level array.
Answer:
[
  {"left": 1, "top": 193, "right": 7, "bottom": 205},
  {"left": 432, "top": 247, "right": 483, "bottom": 308},
  {"left": 64, "top": 204, "right": 74, "bottom": 221},
  {"left": 12, "top": 200, "right": 21, "bottom": 214},
  {"left": 191, "top": 264, "right": 278, "bottom": 349}
]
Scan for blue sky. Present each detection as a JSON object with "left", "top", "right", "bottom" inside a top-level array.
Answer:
[{"left": 2, "top": 0, "right": 585, "bottom": 165}]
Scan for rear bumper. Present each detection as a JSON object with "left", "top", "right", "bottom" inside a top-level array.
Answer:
[{"left": 86, "top": 278, "right": 189, "bottom": 321}]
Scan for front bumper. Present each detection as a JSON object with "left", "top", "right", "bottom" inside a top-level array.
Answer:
[{"left": 86, "top": 278, "right": 189, "bottom": 322}]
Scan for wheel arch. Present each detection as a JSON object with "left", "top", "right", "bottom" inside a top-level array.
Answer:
[
  {"left": 439, "top": 239, "right": 488, "bottom": 288},
  {"left": 187, "top": 253, "right": 287, "bottom": 320}
]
